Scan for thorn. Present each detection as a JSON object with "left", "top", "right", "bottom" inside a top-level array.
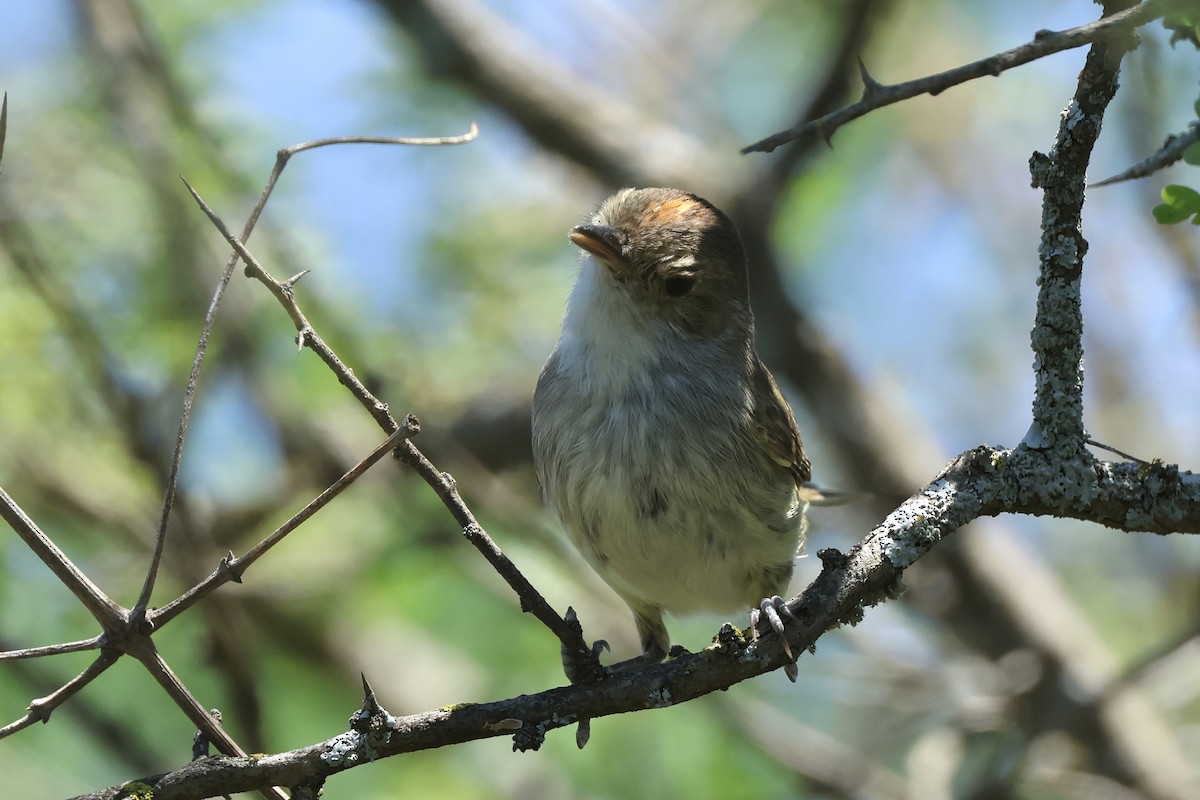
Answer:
[
  {"left": 27, "top": 697, "right": 52, "bottom": 724},
  {"left": 0, "top": 92, "right": 7, "bottom": 172},
  {"left": 281, "top": 269, "right": 311, "bottom": 294},
  {"left": 361, "top": 672, "right": 377, "bottom": 706},
  {"left": 576, "top": 718, "right": 592, "bottom": 749},
  {"left": 220, "top": 551, "right": 244, "bottom": 583},
  {"left": 858, "top": 58, "right": 884, "bottom": 99}
]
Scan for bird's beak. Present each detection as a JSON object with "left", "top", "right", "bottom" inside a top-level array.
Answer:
[{"left": 569, "top": 224, "right": 625, "bottom": 274}]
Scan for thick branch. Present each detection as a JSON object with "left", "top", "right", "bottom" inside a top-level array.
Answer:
[{"left": 1025, "top": 1, "right": 1138, "bottom": 452}]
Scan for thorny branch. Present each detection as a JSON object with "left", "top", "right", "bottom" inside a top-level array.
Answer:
[
  {"left": 76, "top": 441, "right": 1200, "bottom": 798},
  {"left": 8, "top": 1, "right": 1200, "bottom": 797},
  {"left": 88, "top": 3, "right": 1199, "bottom": 798},
  {"left": 1090, "top": 122, "right": 1200, "bottom": 187},
  {"left": 133, "top": 124, "right": 478, "bottom": 619},
  {"left": 741, "top": 0, "right": 1173, "bottom": 153},
  {"left": 182, "top": 180, "right": 600, "bottom": 677},
  {"left": 0, "top": 112, "right": 492, "bottom": 794}
]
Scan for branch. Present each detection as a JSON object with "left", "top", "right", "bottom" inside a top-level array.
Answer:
[
  {"left": 74, "top": 456, "right": 966, "bottom": 798},
  {"left": 182, "top": 177, "right": 599, "bottom": 679},
  {"left": 132, "top": 123, "right": 480, "bottom": 616},
  {"left": 1090, "top": 122, "right": 1200, "bottom": 187},
  {"left": 83, "top": 436, "right": 1199, "bottom": 799},
  {"left": 151, "top": 422, "right": 420, "bottom": 628},
  {"left": 0, "top": 91, "right": 7, "bottom": 173},
  {"left": 386, "top": 3, "right": 1198, "bottom": 791},
  {"left": 1024, "top": 0, "right": 1137, "bottom": 453},
  {"left": 741, "top": 0, "right": 1167, "bottom": 153},
  {"left": 0, "top": 487, "right": 125, "bottom": 627},
  {"left": 0, "top": 651, "right": 119, "bottom": 739},
  {"left": 0, "top": 636, "right": 103, "bottom": 662}
]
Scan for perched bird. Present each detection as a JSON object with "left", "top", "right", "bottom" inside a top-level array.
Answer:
[{"left": 532, "top": 187, "right": 821, "bottom": 677}]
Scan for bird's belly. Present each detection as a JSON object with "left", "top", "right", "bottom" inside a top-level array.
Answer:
[{"left": 561, "top": 443, "right": 803, "bottom": 617}]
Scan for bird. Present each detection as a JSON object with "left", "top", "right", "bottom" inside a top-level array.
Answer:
[{"left": 532, "top": 187, "right": 820, "bottom": 680}]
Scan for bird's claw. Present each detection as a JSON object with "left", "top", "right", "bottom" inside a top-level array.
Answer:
[{"left": 749, "top": 595, "right": 798, "bottom": 682}]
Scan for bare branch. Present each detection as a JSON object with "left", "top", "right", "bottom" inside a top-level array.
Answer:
[
  {"left": 183, "top": 175, "right": 598, "bottom": 677},
  {"left": 0, "top": 636, "right": 103, "bottom": 662},
  {"left": 136, "top": 122, "right": 477, "bottom": 617},
  {"left": 277, "top": 125, "right": 479, "bottom": 154},
  {"left": 0, "top": 91, "right": 7, "bottom": 172},
  {"left": 1090, "top": 122, "right": 1200, "bottom": 187},
  {"left": 0, "top": 487, "right": 125, "bottom": 626},
  {"left": 75, "top": 443, "right": 1062, "bottom": 800},
  {"left": 133, "top": 214, "right": 242, "bottom": 618},
  {"left": 152, "top": 422, "right": 421, "bottom": 628},
  {"left": 181, "top": 178, "right": 399, "bottom": 430},
  {"left": 741, "top": 0, "right": 1167, "bottom": 154},
  {"left": 0, "top": 651, "right": 119, "bottom": 740}
]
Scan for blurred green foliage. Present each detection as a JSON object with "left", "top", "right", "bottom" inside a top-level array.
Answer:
[{"left": 2, "top": 1, "right": 1200, "bottom": 799}]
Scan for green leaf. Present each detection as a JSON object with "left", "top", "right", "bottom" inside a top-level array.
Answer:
[
  {"left": 1184, "top": 140, "right": 1200, "bottom": 166},
  {"left": 1153, "top": 203, "right": 1192, "bottom": 224},
  {"left": 1153, "top": 185, "right": 1200, "bottom": 223},
  {"left": 1162, "top": 183, "right": 1200, "bottom": 210}
]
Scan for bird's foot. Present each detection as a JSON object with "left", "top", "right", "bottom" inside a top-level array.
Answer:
[
  {"left": 561, "top": 608, "right": 609, "bottom": 685},
  {"left": 749, "top": 595, "right": 798, "bottom": 682}
]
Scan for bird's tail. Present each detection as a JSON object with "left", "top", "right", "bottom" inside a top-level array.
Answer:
[{"left": 798, "top": 482, "right": 869, "bottom": 506}]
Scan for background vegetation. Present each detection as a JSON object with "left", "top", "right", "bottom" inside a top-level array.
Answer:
[{"left": 2, "top": 0, "right": 1199, "bottom": 797}]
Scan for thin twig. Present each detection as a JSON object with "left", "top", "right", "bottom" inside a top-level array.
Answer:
[
  {"left": 278, "top": 126, "right": 479, "bottom": 155},
  {"left": 0, "top": 636, "right": 103, "bottom": 662},
  {"left": 182, "top": 178, "right": 398, "bottom": 432},
  {"left": 0, "top": 92, "right": 7, "bottom": 172},
  {"left": 135, "top": 124, "right": 476, "bottom": 621},
  {"left": 1087, "top": 437, "right": 1149, "bottom": 464},
  {"left": 0, "top": 487, "right": 125, "bottom": 626},
  {"left": 741, "top": 0, "right": 1168, "bottom": 153},
  {"left": 183, "top": 173, "right": 594, "bottom": 667},
  {"left": 133, "top": 221, "right": 242, "bottom": 618},
  {"left": 0, "top": 651, "right": 119, "bottom": 740},
  {"left": 152, "top": 422, "right": 420, "bottom": 628},
  {"left": 393, "top": 439, "right": 591, "bottom": 659},
  {"left": 1090, "top": 123, "right": 1200, "bottom": 187}
]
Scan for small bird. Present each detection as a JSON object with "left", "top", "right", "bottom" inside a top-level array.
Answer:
[{"left": 532, "top": 187, "right": 819, "bottom": 678}]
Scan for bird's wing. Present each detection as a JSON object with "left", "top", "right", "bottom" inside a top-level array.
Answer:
[{"left": 750, "top": 358, "right": 812, "bottom": 486}]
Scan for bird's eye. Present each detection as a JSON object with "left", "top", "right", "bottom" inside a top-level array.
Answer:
[{"left": 663, "top": 275, "right": 695, "bottom": 297}]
